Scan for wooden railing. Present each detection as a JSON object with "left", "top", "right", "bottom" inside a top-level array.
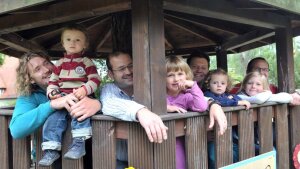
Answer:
[{"left": 0, "top": 102, "right": 299, "bottom": 169}]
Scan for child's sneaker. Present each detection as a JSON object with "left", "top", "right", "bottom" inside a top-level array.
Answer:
[
  {"left": 38, "top": 150, "right": 60, "bottom": 166},
  {"left": 63, "top": 137, "right": 86, "bottom": 159}
]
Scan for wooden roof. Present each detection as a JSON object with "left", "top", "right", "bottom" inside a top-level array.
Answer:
[{"left": 0, "top": 0, "right": 300, "bottom": 58}]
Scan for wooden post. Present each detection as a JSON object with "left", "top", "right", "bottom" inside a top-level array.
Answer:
[
  {"left": 111, "top": 11, "right": 132, "bottom": 54},
  {"left": 132, "top": 0, "right": 166, "bottom": 113},
  {"left": 216, "top": 46, "right": 228, "bottom": 72},
  {"left": 275, "top": 25, "right": 295, "bottom": 93}
]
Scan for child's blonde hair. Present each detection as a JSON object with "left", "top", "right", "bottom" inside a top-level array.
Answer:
[
  {"left": 165, "top": 56, "right": 193, "bottom": 80},
  {"left": 202, "top": 68, "right": 232, "bottom": 92},
  {"left": 240, "top": 71, "right": 270, "bottom": 92}
]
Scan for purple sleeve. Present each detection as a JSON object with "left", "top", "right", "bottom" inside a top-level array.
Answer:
[{"left": 185, "top": 82, "right": 208, "bottom": 112}]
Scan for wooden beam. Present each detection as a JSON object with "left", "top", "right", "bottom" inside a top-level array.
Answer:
[
  {"left": 0, "top": 33, "right": 47, "bottom": 54},
  {"left": 164, "top": 31, "right": 175, "bottom": 49},
  {"left": 164, "top": 0, "right": 289, "bottom": 29},
  {"left": 0, "top": 49, "right": 24, "bottom": 58},
  {"left": 95, "top": 27, "right": 112, "bottom": 51},
  {"left": 275, "top": 26, "right": 295, "bottom": 93},
  {"left": 164, "top": 11, "right": 246, "bottom": 35},
  {"left": 216, "top": 47, "right": 228, "bottom": 71},
  {"left": 165, "top": 16, "right": 222, "bottom": 44},
  {"left": 0, "top": 0, "right": 53, "bottom": 14},
  {"left": 0, "top": 0, "right": 130, "bottom": 34},
  {"left": 221, "top": 29, "right": 274, "bottom": 50},
  {"left": 166, "top": 46, "right": 216, "bottom": 56}
]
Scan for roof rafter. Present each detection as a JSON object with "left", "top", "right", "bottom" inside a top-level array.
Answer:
[
  {"left": 221, "top": 29, "right": 274, "bottom": 50},
  {"left": 0, "top": 0, "right": 130, "bottom": 34},
  {"left": 164, "top": 0, "right": 289, "bottom": 29},
  {"left": 165, "top": 16, "right": 222, "bottom": 44},
  {"left": 0, "top": 33, "right": 47, "bottom": 54}
]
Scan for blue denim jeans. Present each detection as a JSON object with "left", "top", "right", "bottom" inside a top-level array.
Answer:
[{"left": 41, "top": 109, "right": 92, "bottom": 151}]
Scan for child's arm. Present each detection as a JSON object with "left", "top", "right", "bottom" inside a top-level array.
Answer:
[
  {"left": 81, "top": 57, "right": 101, "bottom": 95},
  {"left": 237, "top": 100, "right": 251, "bottom": 109},
  {"left": 47, "top": 59, "right": 64, "bottom": 100},
  {"left": 237, "top": 91, "right": 272, "bottom": 104},
  {"left": 167, "top": 105, "right": 187, "bottom": 114},
  {"left": 185, "top": 81, "right": 208, "bottom": 112},
  {"left": 268, "top": 92, "right": 293, "bottom": 103}
]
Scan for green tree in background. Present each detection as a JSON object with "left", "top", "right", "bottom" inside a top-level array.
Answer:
[{"left": 0, "top": 53, "right": 5, "bottom": 65}]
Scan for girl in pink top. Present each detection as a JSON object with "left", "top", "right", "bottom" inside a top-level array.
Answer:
[{"left": 166, "top": 56, "right": 208, "bottom": 169}]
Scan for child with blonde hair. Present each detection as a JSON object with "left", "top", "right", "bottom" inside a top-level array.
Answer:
[
  {"left": 202, "top": 68, "right": 250, "bottom": 109},
  {"left": 166, "top": 56, "right": 208, "bottom": 169},
  {"left": 39, "top": 24, "right": 101, "bottom": 166}
]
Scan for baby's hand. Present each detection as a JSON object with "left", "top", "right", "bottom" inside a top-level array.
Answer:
[
  {"left": 48, "top": 89, "right": 62, "bottom": 100},
  {"left": 238, "top": 100, "right": 251, "bottom": 110},
  {"left": 167, "top": 105, "right": 187, "bottom": 114},
  {"left": 73, "top": 87, "right": 87, "bottom": 100}
]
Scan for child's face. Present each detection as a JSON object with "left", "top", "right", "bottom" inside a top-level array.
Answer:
[
  {"left": 166, "top": 70, "right": 187, "bottom": 94},
  {"left": 62, "top": 30, "right": 87, "bottom": 55},
  {"left": 244, "top": 76, "right": 264, "bottom": 96},
  {"left": 209, "top": 74, "right": 227, "bottom": 95}
]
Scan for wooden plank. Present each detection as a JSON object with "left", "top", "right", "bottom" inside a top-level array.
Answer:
[
  {"left": 149, "top": 0, "right": 167, "bottom": 114},
  {"left": 12, "top": 136, "right": 31, "bottom": 169},
  {"left": 61, "top": 123, "right": 84, "bottom": 169},
  {"left": 275, "top": 25, "right": 295, "bottom": 93},
  {"left": 131, "top": 0, "right": 151, "bottom": 109},
  {"left": 186, "top": 116, "right": 208, "bottom": 169},
  {"left": 0, "top": 116, "right": 9, "bottom": 169},
  {"left": 289, "top": 106, "right": 300, "bottom": 158},
  {"left": 92, "top": 120, "right": 116, "bottom": 169},
  {"left": 128, "top": 122, "right": 154, "bottom": 168},
  {"left": 253, "top": 0, "right": 300, "bottom": 15},
  {"left": 36, "top": 127, "right": 58, "bottom": 169},
  {"left": 274, "top": 104, "right": 290, "bottom": 168},
  {"left": 216, "top": 48, "right": 228, "bottom": 72},
  {"left": 215, "top": 112, "right": 233, "bottom": 168},
  {"left": 154, "top": 120, "right": 176, "bottom": 169},
  {"left": 238, "top": 109, "right": 255, "bottom": 160},
  {"left": 0, "top": 0, "right": 130, "bottom": 34},
  {"left": 257, "top": 106, "right": 273, "bottom": 154},
  {"left": 164, "top": 0, "right": 289, "bottom": 29},
  {"left": 0, "top": 0, "right": 52, "bottom": 14}
]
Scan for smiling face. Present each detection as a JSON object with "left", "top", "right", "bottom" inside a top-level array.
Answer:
[
  {"left": 244, "top": 75, "right": 265, "bottom": 96},
  {"left": 166, "top": 69, "right": 187, "bottom": 96},
  {"left": 27, "top": 56, "right": 53, "bottom": 90},
  {"left": 209, "top": 74, "right": 228, "bottom": 95},
  {"left": 108, "top": 53, "right": 134, "bottom": 93},
  {"left": 62, "top": 29, "right": 87, "bottom": 55},
  {"left": 189, "top": 57, "right": 209, "bottom": 83}
]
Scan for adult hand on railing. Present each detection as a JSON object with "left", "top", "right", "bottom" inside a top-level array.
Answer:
[
  {"left": 50, "top": 93, "right": 78, "bottom": 110},
  {"left": 67, "top": 96, "right": 101, "bottom": 121},
  {"left": 208, "top": 103, "right": 227, "bottom": 135},
  {"left": 136, "top": 108, "right": 168, "bottom": 143}
]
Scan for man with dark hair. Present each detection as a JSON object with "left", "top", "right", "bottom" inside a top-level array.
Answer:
[{"left": 187, "top": 51, "right": 210, "bottom": 86}]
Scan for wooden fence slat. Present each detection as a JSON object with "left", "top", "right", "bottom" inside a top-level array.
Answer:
[
  {"left": 216, "top": 112, "right": 233, "bottom": 168},
  {"left": 62, "top": 123, "right": 84, "bottom": 169},
  {"left": 289, "top": 106, "right": 300, "bottom": 156},
  {"left": 0, "top": 116, "right": 9, "bottom": 169},
  {"left": 36, "top": 128, "right": 58, "bottom": 169},
  {"left": 275, "top": 104, "right": 290, "bottom": 168},
  {"left": 154, "top": 120, "right": 176, "bottom": 169},
  {"left": 238, "top": 109, "right": 255, "bottom": 160},
  {"left": 257, "top": 106, "right": 273, "bottom": 154},
  {"left": 128, "top": 123, "right": 153, "bottom": 169},
  {"left": 92, "top": 120, "right": 116, "bottom": 169},
  {"left": 186, "top": 116, "right": 208, "bottom": 169},
  {"left": 12, "top": 136, "right": 31, "bottom": 169}
]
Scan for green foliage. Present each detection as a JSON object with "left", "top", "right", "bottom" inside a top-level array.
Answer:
[
  {"left": 0, "top": 53, "right": 5, "bottom": 65},
  {"left": 93, "top": 58, "right": 113, "bottom": 98}
]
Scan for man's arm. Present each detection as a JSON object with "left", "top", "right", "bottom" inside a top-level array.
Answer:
[{"left": 101, "top": 83, "right": 168, "bottom": 143}]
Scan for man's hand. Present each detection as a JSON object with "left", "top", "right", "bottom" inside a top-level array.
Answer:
[
  {"left": 50, "top": 93, "right": 78, "bottom": 110},
  {"left": 208, "top": 103, "right": 227, "bottom": 135},
  {"left": 136, "top": 108, "right": 168, "bottom": 143},
  {"left": 67, "top": 96, "right": 101, "bottom": 121}
]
